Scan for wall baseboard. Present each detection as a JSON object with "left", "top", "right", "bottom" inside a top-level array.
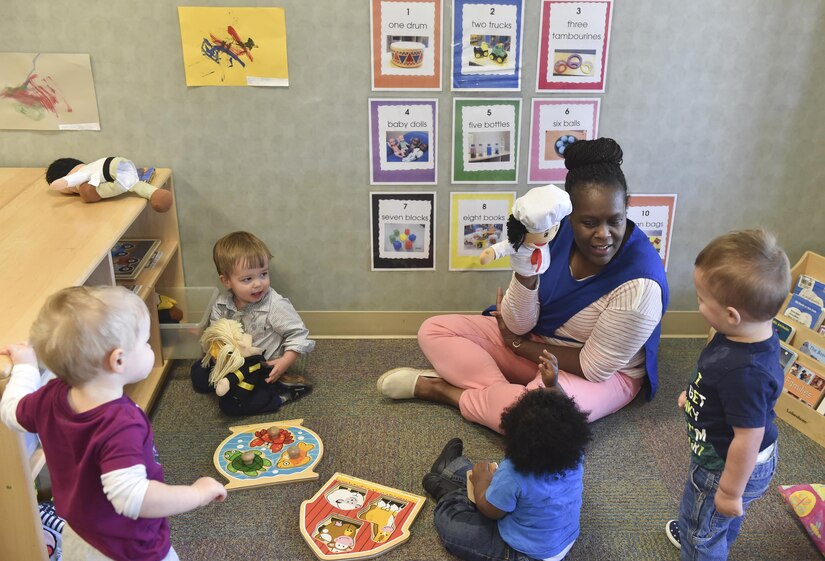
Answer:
[{"left": 301, "top": 310, "right": 709, "bottom": 339}]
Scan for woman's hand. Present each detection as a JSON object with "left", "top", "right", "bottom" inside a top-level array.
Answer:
[
  {"left": 539, "top": 350, "right": 558, "bottom": 387},
  {"left": 490, "top": 287, "right": 520, "bottom": 349}
]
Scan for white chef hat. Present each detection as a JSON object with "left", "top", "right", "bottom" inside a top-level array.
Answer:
[{"left": 512, "top": 184, "right": 572, "bottom": 233}]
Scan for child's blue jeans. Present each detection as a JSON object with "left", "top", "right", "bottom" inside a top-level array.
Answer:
[
  {"left": 432, "top": 457, "right": 540, "bottom": 561},
  {"left": 677, "top": 443, "right": 778, "bottom": 561}
]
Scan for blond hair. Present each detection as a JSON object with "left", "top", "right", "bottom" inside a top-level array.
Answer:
[
  {"left": 200, "top": 319, "right": 247, "bottom": 386},
  {"left": 29, "top": 286, "right": 148, "bottom": 386},
  {"left": 212, "top": 231, "right": 272, "bottom": 278},
  {"left": 695, "top": 229, "right": 791, "bottom": 321}
]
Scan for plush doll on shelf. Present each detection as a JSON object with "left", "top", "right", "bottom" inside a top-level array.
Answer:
[
  {"left": 199, "top": 319, "right": 311, "bottom": 417},
  {"left": 155, "top": 293, "right": 183, "bottom": 324},
  {"left": 480, "top": 184, "right": 572, "bottom": 276},
  {"left": 46, "top": 156, "right": 172, "bottom": 213}
]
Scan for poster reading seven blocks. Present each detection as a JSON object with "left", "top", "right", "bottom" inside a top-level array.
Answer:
[
  {"left": 536, "top": 0, "right": 613, "bottom": 92},
  {"left": 453, "top": 98, "right": 521, "bottom": 184},
  {"left": 371, "top": 192, "right": 436, "bottom": 270},
  {"left": 449, "top": 192, "right": 515, "bottom": 271},
  {"left": 451, "top": 0, "right": 525, "bottom": 91},
  {"left": 371, "top": 0, "right": 443, "bottom": 90},
  {"left": 369, "top": 98, "right": 438, "bottom": 184},
  {"left": 528, "top": 98, "right": 600, "bottom": 183}
]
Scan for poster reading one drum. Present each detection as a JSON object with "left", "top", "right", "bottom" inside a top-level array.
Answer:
[
  {"left": 369, "top": 98, "right": 438, "bottom": 184},
  {"left": 449, "top": 191, "right": 515, "bottom": 271},
  {"left": 370, "top": 0, "right": 442, "bottom": 90},
  {"left": 370, "top": 192, "right": 436, "bottom": 270},
  {"left": 451, "top": 0, "right": 525, "bottom": 91},
  {"left": 536, "top": 0, "right": 613, "bottom": 92},
  {"left": 452, "top": 98, "right": 520, "bottom": 184},
  {"left": 528, "top": 98, "right": 600, "bottom": 183}
]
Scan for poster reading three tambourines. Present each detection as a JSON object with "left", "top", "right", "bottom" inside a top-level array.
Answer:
[
  {"left": 536, "top": 0, "right": 613, "bottom": 92},
  {"left": 370, "top": 0, "right": 443, "bottom": 90}
]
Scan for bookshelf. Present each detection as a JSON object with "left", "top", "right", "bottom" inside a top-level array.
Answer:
[{"left": 0, "top": 167, "right": 183, "bottom": 560}]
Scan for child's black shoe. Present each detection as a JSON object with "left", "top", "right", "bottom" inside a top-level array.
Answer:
[{"left": 422, "top": 472, "right": 461, "bottom": 502}]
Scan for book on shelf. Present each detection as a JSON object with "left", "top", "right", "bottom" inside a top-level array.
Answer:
[
  {"left": 782, "top": 293, "right": 825, "bottom": 331},
  {"left": 784, "top": 361, "right": 825, "bottom": 408},
  {"left": 795, "top": 274, "right": 825, "bottom": 307},
  {"left": 772, "top": 317, "right": 796, "bottom": 343},
  {"left": 800, "top": 340, "right": 825, "bottom": 366},
  {"left": 111, "top": 239, "right": 161, "bottom": 280},
  {"left": 137, "top": 167, "right": 156, "bottom": 183}
]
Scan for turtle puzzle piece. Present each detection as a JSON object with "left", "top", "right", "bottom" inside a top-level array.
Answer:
[{"left": 213, "top": 418, "right": 323, "bottom": 490}]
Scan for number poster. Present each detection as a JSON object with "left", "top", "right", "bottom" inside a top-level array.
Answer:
[
  {"left": 452, "top": 98, "right": 521, "bottom": 184},
  {"left": 449, "top": 192, "right": 515, "bottom": 271},
  {"left": 528, "top": 98, "right": 600, "bottom": 183},
  {"left": 536, "top": 0, "right": 613, "bottom": 92},
  {"left": 370, "top": 192, "right": 436, "bottom": 270},
  {"left": 451, "top": 0, "right": 525, "bottom": 91},
  {"left": 369, "top": 98, "right": 438, "bottom": 184},
  {"left": 370, "top": 0, "right": 443, "bottom": 90},
  {"left": 626, "top": 194, "right": 678, "bottom": 271}
]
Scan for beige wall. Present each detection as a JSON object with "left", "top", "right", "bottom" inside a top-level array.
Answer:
[{"left": 2, "top": 0, "right": 823, "bottom": 314}]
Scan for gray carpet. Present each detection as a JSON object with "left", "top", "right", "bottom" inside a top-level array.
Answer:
[{"left": 149, "top": 339, "right": 825, "bottom": 560}]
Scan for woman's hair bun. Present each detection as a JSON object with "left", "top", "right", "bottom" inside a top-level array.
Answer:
[{"left": 563, "top": 137, "right": 623, "bottom": 171}]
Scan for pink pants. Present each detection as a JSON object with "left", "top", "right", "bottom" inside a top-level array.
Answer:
[{"left": 418, "top": 315, "right": 644, "bottom": 433}]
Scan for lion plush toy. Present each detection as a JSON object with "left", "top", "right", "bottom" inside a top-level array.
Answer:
[
  {"left": 46, "top": 156, "right": 172, "bottom": 212},
  {"left": 479, "top": 184, "right": 572, "bottom": 276}
]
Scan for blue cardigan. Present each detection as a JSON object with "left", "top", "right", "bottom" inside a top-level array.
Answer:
[{"left": 534, "top": 218, "right": 669, "bottom": 399}]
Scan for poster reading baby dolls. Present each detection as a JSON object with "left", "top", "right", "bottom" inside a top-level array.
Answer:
[
  {"left": 626, "top": 194, "right": 678, "bottom": 271},
  {"left": 449, "top": 192, "right": 515, "bottom": 271},
  {"left": 451, "top": 0, "right": 525, "bottom": 91},
  {"left": 369, "top": 98, "right": 438, "bottom": 184},
  {"left": 536, "top": 0, "right": 613, "bottom": 92},
  {"left": 452, "top": 98, "right": 521, "bottom": 184},
  {"left": 370, "top": 0, "right": 443, "bottom": 90},
  {"left": 371, "top": 192, "right": 436, "bottom": 270},
  {"left": 528, "top": 98, "right": 600, "bottom": 184}
]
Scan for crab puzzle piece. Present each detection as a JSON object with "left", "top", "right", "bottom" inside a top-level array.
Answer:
[
  {"left": 213, "top": 418, "right": 323, "bottom": 490},
  {"left": 300, "top": 473, "right": 425, "bottom": 560}
]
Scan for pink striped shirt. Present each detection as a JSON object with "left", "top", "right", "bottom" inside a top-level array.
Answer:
[{"left": 501, "top": 273, "right": 663, "bottom": 382}]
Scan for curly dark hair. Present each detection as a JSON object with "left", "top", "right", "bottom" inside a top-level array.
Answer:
[
  {"left": 500, "top": 389, "right": 591, "bottom": 476},
  {"left": 563, "top": 137, "right": 627, "bottom": 203},
  {"left": 46, "top": 157, "right": 83, "bottom": 184}
]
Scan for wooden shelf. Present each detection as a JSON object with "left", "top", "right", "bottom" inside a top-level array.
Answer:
[{"left": 0, "top": 167, "right": 183, "bottom": 561}]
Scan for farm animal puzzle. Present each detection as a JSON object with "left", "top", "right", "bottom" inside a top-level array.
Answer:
[{"left": 300, "top": 473, "right": 425, "bottom": 560}]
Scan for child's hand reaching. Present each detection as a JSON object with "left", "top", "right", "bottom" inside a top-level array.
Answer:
[
  {"left": 1, "top": 343, "right": 38, "bottom": 370},
  {"left": 678, "top": 391, "right": 686, "bottom": 410},
  {"left": 539, "top": 350, "right": 558, "bottom": 387},
  {"left": 192, "top": 477, "right": 228, "bottom": 506}
]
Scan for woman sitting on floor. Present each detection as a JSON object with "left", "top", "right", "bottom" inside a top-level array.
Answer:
[{"left": 377, "top": 137, "right": 669, "bottom": 432}]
